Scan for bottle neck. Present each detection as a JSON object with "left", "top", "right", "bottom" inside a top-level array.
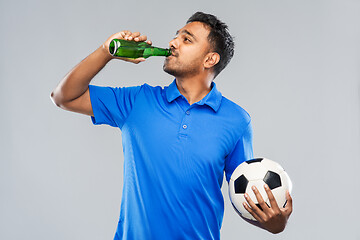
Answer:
[{"left": 143, "top": 47, "right": 171, "bottom": 57}]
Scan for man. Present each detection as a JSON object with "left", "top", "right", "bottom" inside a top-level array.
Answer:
[{"left": 51, "top": 12, "right": 292, "bottom": 239}]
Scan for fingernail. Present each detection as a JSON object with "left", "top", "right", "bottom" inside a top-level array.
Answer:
[
  {"left": 264, "top": 184, "right": 269, "bottom": 190},
  {"left": 244, "top": 193, "right": 248, "bottom": 198},
  {"left": 252, "top": 186, "right": 256, "bottom": 191}
]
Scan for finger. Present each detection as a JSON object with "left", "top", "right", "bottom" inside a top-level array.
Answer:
[
  {"left": 108, "top": 31, "right": 127, "bottom": 41},
  {"left": 129, "top": 57, "right": 146, "bottom": 64},
  {"left": 122, "top": 30, "right": 131, "bottom": 38},
  {"left": 127, "top": 32, "right": 141, "bottom": 41},
  {"left": 134, "top": 36, "right": 151, "bottom": 45},
  {"left": 279, "top": 191, "right": 293, "bottom": 219},
  {"left": 242, "top": 201, "right": 262, "bottom": 222},
  {"left": 244, "top": 192, "right": 267, "bottom": 220},
  {"left": 120, "top": 31, "right": 126, "bottom": 38},
  {"left": 284, "top": 190, "right": 293, "bottom": 212},
  {"left": 131, "top": 32, "right": 141, "bottom": 38},
  {"left": 135, "top": 35, "right": 148, "bottom": 42},
  {"left": 251, "top": 186, "right": 271, "bottom": 214},
  {"left": 264, "top": 184, "right": 281, "bottom": 213},
  {"left": 128, "top": 32, "right": 140, "bottom": 40},
  {"left": 123, "top": 31, "right": 133, "bottom": 40},
  {"left": 135, "top": 57, "right": 146, "bottom": 63}
]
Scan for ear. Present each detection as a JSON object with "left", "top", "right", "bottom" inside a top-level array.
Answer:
[{"left": 204, "top": 52, "right": 220, "bottom": 69}]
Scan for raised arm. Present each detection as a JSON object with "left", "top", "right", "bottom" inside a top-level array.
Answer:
[{"left": 50, "top": 31, "right": 151, "bottom": 116}]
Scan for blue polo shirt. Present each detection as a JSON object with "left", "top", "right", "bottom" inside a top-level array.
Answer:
[{"left": 89, "top": 79, "right": 253, "bottom": 240}]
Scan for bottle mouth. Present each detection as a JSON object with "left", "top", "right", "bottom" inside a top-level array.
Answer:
[{"left": 109, "top": 39, "right": 120, "bottom": 55}]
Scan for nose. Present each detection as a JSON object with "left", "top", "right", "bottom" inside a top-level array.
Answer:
[{"left": 169, "top": 37, "right": 178, "bottom": 50}]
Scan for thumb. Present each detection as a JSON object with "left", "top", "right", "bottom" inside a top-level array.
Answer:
[
  {"left": 284, "top": 190, "right": 293, "bottom": 212},
  {"left": 116, "top": 57, "right": 146, "bottom": 64}
]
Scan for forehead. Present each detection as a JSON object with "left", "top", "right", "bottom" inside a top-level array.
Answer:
[{"left": 177, "top": 21, "right": 210, "bottom": 40}]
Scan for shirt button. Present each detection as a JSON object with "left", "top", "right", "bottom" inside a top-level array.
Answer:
[
  {"left": 186, "top": 111, "right": 190, "bottom": 115},
  {"left": 182, "top": 124, "right": 188, "bottom": 129}
]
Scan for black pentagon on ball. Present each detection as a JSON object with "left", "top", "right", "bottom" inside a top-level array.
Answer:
[
  {"left": 245, "top": 158, "right": 263, "bottom": 164},
  {"left": 263, "top": 171, "right": 282, "bottom": 190},
  {"left": 256, "top": 202, "right": 270, "bottom": 211},
  {"left": 234, "top": 175, "right": 248, "bottom": 194}
]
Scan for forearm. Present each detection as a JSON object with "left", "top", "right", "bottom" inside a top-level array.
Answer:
[{"left": 51, "top": 45, "right": 112, "bottom": 106}]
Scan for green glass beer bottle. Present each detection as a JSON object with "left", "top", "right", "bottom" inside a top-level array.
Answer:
[{"left": 109, "top": 39, "right": 171, "bottom": 59}]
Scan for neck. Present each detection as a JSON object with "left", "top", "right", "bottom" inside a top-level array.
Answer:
[{"left": 175, "top": 75, "right": 213, "bottom": 105}]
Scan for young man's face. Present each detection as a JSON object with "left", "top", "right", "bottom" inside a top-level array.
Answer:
[{"left": 163, "top": 21, "right": 212, "bottom": 78}]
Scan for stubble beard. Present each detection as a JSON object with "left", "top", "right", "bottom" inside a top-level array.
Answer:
[{"left": 163, "top": 57, "right": 200, "bottom": 78}]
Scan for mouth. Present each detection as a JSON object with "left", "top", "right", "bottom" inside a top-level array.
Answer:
[
  {"left": 170, "top": 50, "right": 178, "bottom": 57},
  {"left": 166, "top": 50, "right": 177, "bottom": 59}
]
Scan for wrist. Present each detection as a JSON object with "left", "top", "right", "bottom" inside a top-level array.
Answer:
[{"left": 99, "top": 44, "right": 113, "bottom": 62}]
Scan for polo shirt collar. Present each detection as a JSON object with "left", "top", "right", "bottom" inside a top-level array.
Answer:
[{"left": 166, "top": 79, "right": 222, "bottom": 112}]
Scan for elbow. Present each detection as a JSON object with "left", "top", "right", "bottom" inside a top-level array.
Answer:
[
  {"left": 50, "top": 90, "right": 65, "bottom": 108},
  {"left": 50, "top": 91, "right": 59, "bottom": 107}
]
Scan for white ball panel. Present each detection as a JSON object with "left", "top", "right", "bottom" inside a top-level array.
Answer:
[
  {"left": 241, "top": 207, "right": 256, "bottom": 221},
  {"left": 243, "top": 163, "right": 268, "bottom": 181},
  {"left": 230, "top": 191, "right": 255, "bottom": 220},
  {"left": 245, "top": 179, "right": 269, "bottom": 204},
  {"left": 270, "top": 187, "right": 287, "bottom": 208},
  {"left": 230, "top": 161, "right": 249, "bottom": 181},
  {"left": 280, "top": 171, "right": 293, "bottom": 193},
  {"left": 229, "top": 179, "right": 235, "bottom": 198},
  {"left": 260, "top": 158, "right": 284, "bottom": 174}
]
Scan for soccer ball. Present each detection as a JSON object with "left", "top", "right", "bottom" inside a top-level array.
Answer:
[{"left": 228, "top": 158, "right": 292, "bottom": 221}]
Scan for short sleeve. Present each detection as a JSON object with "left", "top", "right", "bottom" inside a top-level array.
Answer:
[
  {"left": 224, "top": 121, "right": 254, "bottom": 183},
  {"left": 89, "top": 84, "right": 142, "bottom": 128}
]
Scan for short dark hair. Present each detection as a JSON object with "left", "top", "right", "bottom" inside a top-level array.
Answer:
[{"left": 187, "top": 12, "right": 234, "bottom": 78}]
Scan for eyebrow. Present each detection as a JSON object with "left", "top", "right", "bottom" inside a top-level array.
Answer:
[{"left": 175, "top": 29, "right": 197, "bottom": 41}]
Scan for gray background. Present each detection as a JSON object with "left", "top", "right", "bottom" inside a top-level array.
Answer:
[{"left": 1, "top": 0, "right": 359, "bottom": 239}]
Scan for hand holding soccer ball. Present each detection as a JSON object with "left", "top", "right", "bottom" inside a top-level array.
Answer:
[{"left": 229, "top": 158, "right": 293, "bottom": 234}]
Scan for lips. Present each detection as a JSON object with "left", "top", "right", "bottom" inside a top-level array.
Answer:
[
  {"left": 166, "top": 53, "right": 176, "bottom": 59},
  {"left": 165, "top": 49, "right": 178, "bottom": 59},
  {"left": 170, "top": 49, "right": 178, "bottom": 57}
]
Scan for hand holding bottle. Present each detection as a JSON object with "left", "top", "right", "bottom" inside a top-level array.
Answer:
[{"left": 102, "top": 31, "right": 152, "bottom": 64}]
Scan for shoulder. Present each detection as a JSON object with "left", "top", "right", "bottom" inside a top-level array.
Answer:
[
  {"left": 137, "top": 82, "right": 163, "bottom": 92},
  {"left": 219, "top": 96, "right": 251, "bottom": 124},
  {"left": 135, "top": 83, "right": 166, "bottom": 97}
]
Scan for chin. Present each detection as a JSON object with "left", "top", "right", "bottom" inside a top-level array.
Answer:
[
  {"left": 163, "top": 66, "right": 176, "bottom": 77},
  {"left": 163, "top": 62, "right": 177, "bottom": 76}
]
